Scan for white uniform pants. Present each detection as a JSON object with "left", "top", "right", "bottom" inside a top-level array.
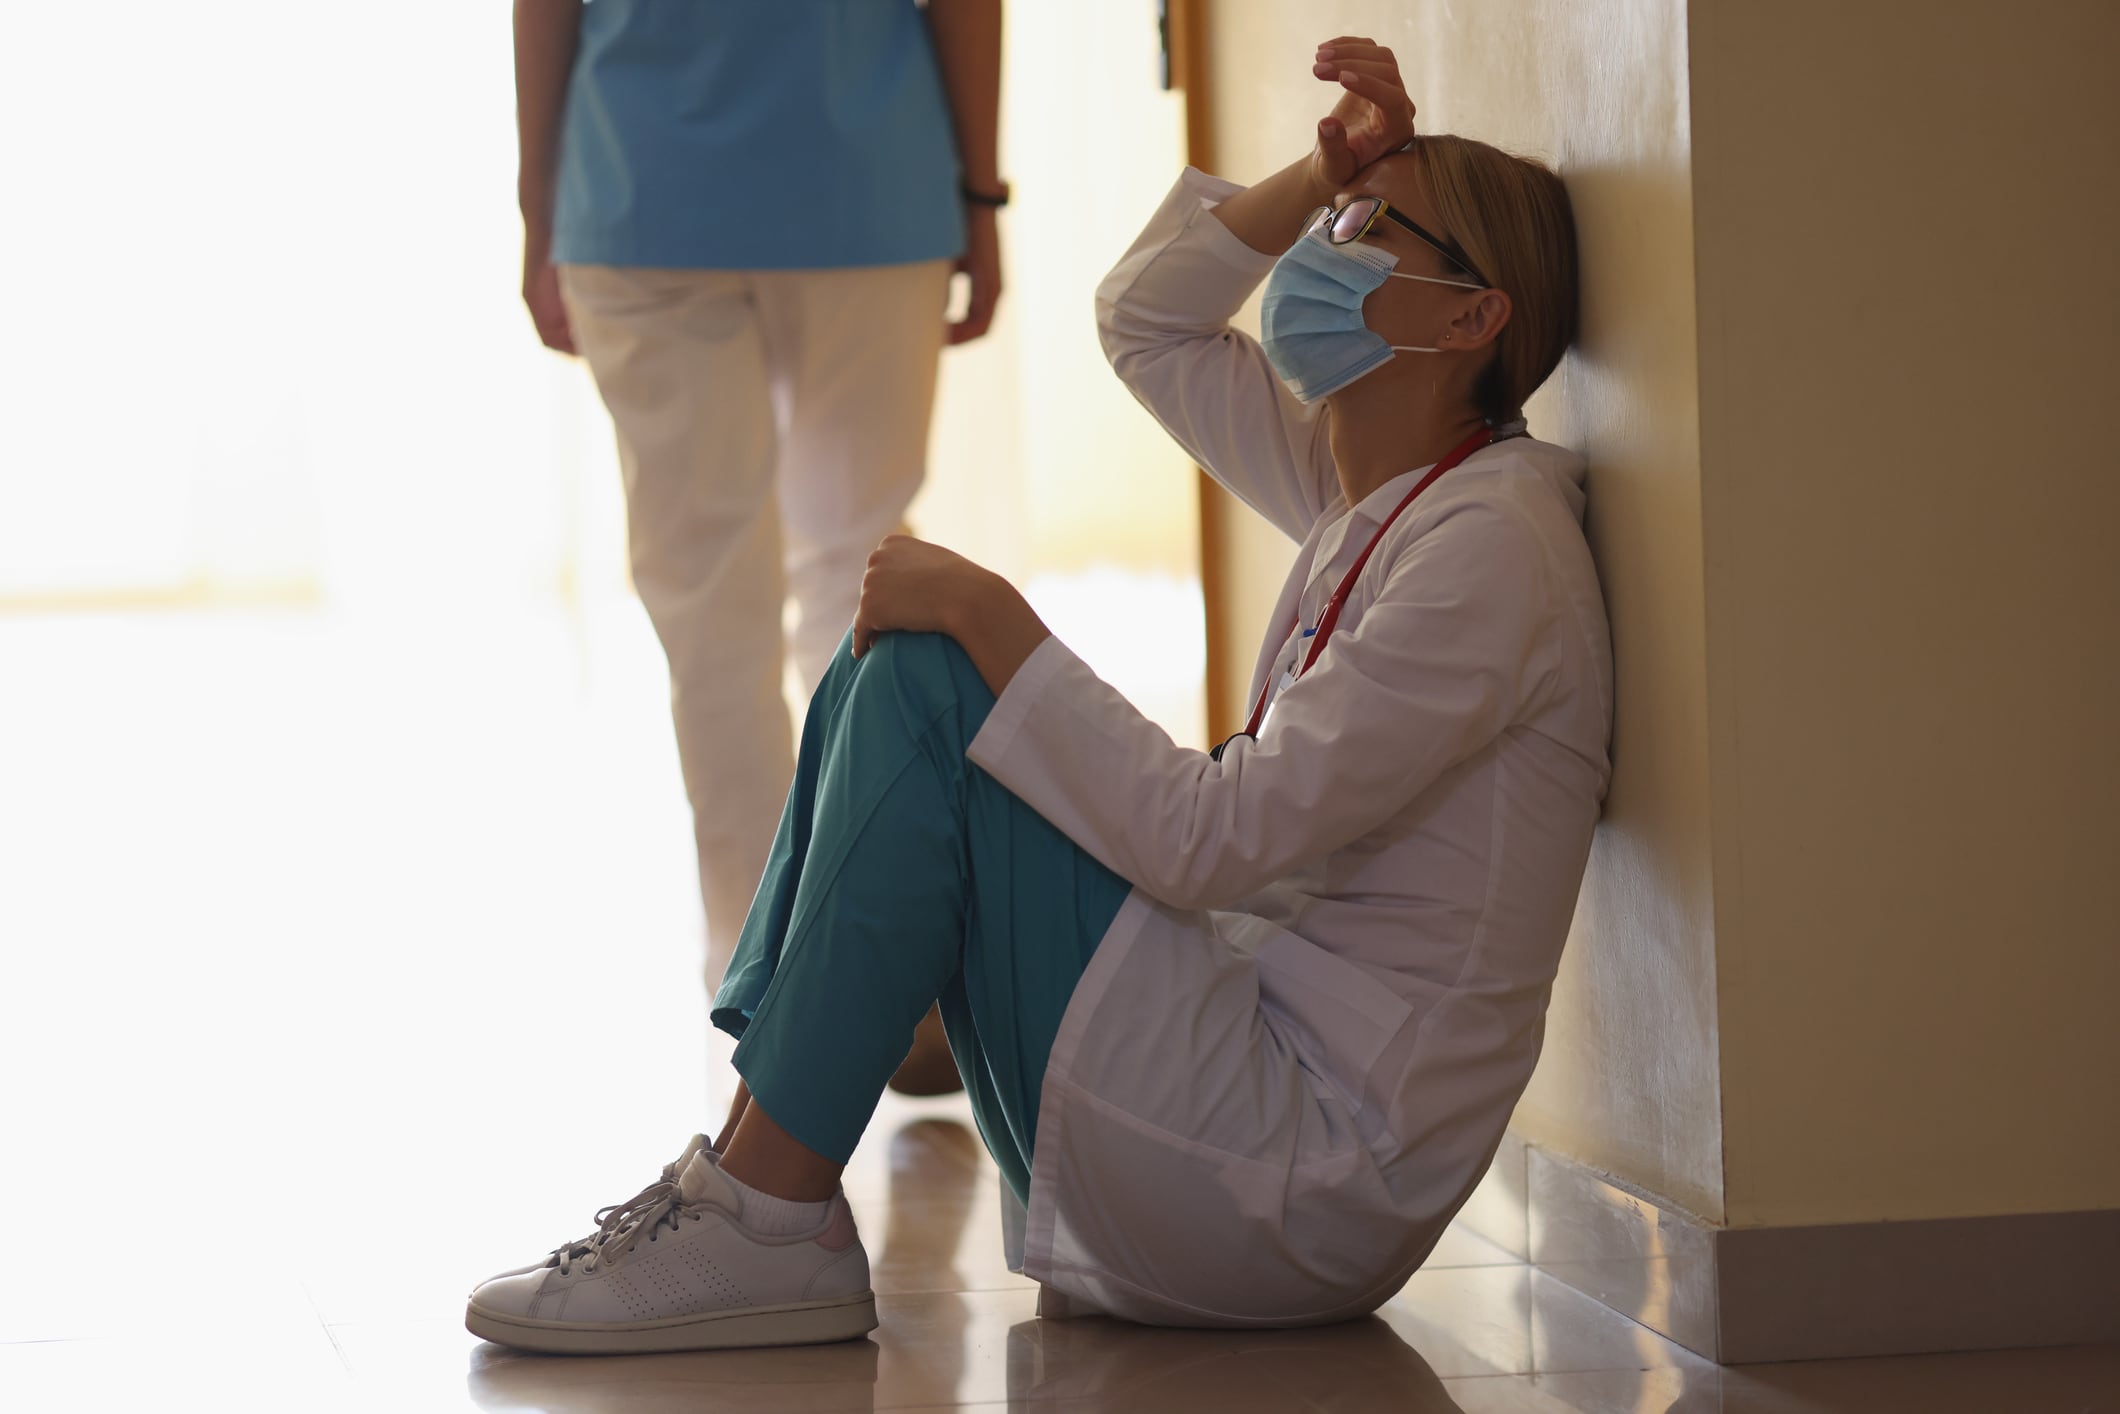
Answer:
[{"left": 561, "top": 261, "right": 952, "bottom": 975}]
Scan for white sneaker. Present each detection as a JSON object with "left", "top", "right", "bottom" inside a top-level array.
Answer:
[
  {"left": 466, "top": 1137, "right": 875, "bottom": 1354},
  {"left": 480, "top": 1134, "right": 715, "bottom": 1284}
]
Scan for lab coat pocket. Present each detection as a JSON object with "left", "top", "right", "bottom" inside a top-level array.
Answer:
[{"left": 1253, "top": 929, "right": 1413, "bottom": 1120}]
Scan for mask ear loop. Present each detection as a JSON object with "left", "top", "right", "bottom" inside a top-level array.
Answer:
[{"left": 1382, "top": 270, "right": 1486, "bottom": 353}]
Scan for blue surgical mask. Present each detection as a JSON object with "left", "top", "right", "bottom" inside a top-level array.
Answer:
[{"left": 1258, "top": 230, "right": 1486, "bottom": 404}]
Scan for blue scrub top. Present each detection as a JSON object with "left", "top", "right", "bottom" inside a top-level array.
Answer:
[{"left": 553, "top": 0, "right": 965, "bottom": 270}]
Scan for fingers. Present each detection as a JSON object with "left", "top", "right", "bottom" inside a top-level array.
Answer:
[
  {"left": 1313, "top": 57, "right": 1401, "bottom": 83},
  {"left": 524, "top": 265, "right": 577, "bottom": 355},
  {"left": 853, "top": 537, "right": 898, "bottom": 655},
  {"left": 1314, "top": 39, "right": 1402, "bottom": 97},
  {"left": 946, "top": 266, "right": 1002, "bottom": 346},
  {"left": 1310, "top": 38, "right": 1413, "bottom": 172},
  {"left": 1316, "top": 45, "right": 1394, "bottom": 67},
  {"left": 528, "top": 302, "right": 575, "bottom": 355},
  {"left": 1315, "top": 117, "right": 1355, "bottom": 187},
  {"left": 947, "top": 299, "right": 997, "bottom": 344},
  {"left": 1335, "top": 69, "right": 1414, "bottom": 117}
]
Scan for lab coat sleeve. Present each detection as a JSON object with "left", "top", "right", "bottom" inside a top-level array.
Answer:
[
  {"left": 967, "top": 501, "right": 1562, "bottom": 911},
  {"left": 1094, "top": 167, "right": 1337, "bottom": 544}
]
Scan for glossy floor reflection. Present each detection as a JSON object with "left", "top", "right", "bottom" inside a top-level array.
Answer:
[{"left": 3, "top": 608, "right": 2116, "bottom": 1412}]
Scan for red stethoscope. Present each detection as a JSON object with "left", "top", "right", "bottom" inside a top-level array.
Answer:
[{"left": 1219, "top": 425, "right": 1498, "bottom": 756}]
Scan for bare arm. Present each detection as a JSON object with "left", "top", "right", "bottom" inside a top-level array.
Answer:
[
  {"left": 513, "top": 0, "right": 582, "bottom": 352},
  {"left": 924, "top": 0, "right": 1005, "bottom": 344},
  {"left": 924, "top": 0, "right": 1002, "bottom": 192},
  {"left": 947, "top": 569, "right": 1051, "bottom": 697},
  {"left": 1207, "top": 156, "right": 1337, "bottom": 257}
]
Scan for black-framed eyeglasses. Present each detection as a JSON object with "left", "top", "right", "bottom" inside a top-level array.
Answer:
[{"left": 1304, "top": 196, "right": 1491, "bottom": 288}]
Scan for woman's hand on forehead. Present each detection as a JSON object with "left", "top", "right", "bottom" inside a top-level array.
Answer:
[{"left": 1309, "top": 38, "right": 1417, "bottom": 190}]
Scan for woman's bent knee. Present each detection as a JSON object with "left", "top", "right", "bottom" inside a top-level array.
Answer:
[
  {"left": 844, "top": 632, "right": 995, "bottom": 743},
  {"left": 861, "top": 631, "right": 984, "bottom": 696}
]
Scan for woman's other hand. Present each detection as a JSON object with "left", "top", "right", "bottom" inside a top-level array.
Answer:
[
  {"left": 1308, "top": 39, "right": 1418, "bottom": 190},
  {"left": 853, "top": 535, "right": 1050, "bottom": 695},
  {"left": 948, "top": 205, "right": 1003, "bottom": 345},
  {"left": 521, "top": 230, "right": 575, "bottom": 355},
  {"left": 852, "top": 535, "right": 986, "bottom": 657}
]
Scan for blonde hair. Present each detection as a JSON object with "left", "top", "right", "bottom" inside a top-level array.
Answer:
[{"left": 1418, "top": 135, "right": 1579, "bottom": 424}]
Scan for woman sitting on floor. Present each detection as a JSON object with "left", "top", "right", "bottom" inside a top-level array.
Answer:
[{"left": 468, "top": 35, "right": 1611, "bottom": 1352}]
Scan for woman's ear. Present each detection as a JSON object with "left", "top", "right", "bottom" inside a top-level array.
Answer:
[{"left": 1447, "top": 288, "right": 1512, "bottom": 351}]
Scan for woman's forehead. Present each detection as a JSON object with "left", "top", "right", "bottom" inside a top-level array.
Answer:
[{"left": 1340, "top": 152, "right": 1441, "bottom": 229}]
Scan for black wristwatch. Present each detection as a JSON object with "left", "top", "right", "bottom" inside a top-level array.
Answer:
[{"left": 961, "top": 180, "right": 1012, "bottom": 209}]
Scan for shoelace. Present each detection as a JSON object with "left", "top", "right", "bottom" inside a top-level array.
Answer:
[{"left": 548, "top": 1164, "right": 703, "bottom": 1277}]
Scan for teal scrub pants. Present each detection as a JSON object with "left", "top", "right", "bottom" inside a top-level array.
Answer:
[{"left": 710, "top": 631, "right": 1132, "bottom": 1205}]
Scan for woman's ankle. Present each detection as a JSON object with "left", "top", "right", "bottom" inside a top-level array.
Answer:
[{"left": 720, "top": 1093, "right": 845, "bottom": 1203}]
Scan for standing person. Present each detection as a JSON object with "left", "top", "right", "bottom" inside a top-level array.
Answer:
[
  {"left": 512, "top": 1, "right": 1004, "bottom": 1085},
  {"left": 469, "top": 37, "right": 1613, "bottom": 1352}
]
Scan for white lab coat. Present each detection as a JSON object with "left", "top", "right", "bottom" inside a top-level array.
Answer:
[{"left": 965, "top": 168, "right": 1614, "bottom": 1326}]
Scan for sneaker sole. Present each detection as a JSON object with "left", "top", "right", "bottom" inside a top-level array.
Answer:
[{"left": 465, "top": 1291, "right": 878, "bottom": 1354}]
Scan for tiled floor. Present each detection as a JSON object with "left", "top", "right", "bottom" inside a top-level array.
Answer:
[{"left": 4, "top": 606, "right": 2115, "bottom": 1412}]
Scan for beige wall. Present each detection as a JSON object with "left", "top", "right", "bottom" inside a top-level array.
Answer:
[
  {"left": 1692, "top": 1, "right": 2120, "bottom": 1227},
  {"left": 1202, "top": 0, "right": 1724, "bottom": 1217}
]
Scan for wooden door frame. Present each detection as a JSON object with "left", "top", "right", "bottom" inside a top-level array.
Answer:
[{"left": 1165, "top": 0, "right": 1241, "bottom": 739}]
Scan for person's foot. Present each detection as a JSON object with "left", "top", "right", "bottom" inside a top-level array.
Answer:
[
  {"left": 466, "top": 1137, "right": 875, "bottom": 1354},
  {"left": 888, "top": 1004, "right": 964, "bottom": 1096}
]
